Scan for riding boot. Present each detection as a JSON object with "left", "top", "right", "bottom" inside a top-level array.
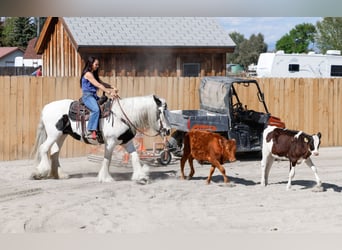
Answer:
[{"left": 86, "top": 130, "right": 97, "bottom": 140}]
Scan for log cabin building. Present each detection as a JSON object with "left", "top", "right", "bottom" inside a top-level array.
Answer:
[{"left": 35, "top": 17, "right": 235, "bottom": 77}]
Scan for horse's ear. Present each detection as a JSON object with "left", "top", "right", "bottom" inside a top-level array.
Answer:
[{"left": 153, "top": 95, "right": 162, "bottom": 107}]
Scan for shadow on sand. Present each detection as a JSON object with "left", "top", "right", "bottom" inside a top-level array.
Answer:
[
  {"left": 188, "top": 174, "right": 258, "bottom": 186},
  {"left": 272, "top": 179, "right": 342, "bottom": 192},
  {"left": 68, "top": 170, "right": 178, "bottom": 182}
]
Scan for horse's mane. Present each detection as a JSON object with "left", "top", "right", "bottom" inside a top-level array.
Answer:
[{"left": 113, "top": 95, "right": 159, "bottom": 133}]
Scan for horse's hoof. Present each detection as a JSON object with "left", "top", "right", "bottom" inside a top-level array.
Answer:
[
  {"left": 30, "top": 172, "right": 44, "bottom": 180},
  {"left": 58, "top": 169, "right": 70, "bottom": 179},
  {"left": 58, "top": 174, "right": 70, "bottom": 179},
  {"left": 136, "top": 178, "right": 150, "bottom": 185},
  {"left": 48, "top": 175, "right": 59, "bottom": 179},
  {"left": 99, "top": 177, "right": 114, "bottom": 183},
  {"left": 30, "top": 173, "right": 38, "bottom": 180}
]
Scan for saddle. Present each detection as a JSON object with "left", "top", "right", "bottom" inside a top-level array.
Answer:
[{"left": 68, "top": 95, "right": 113, "bottom": 144}]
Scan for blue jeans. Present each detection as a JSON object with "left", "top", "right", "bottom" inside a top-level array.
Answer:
[{"left": 82, "top": 92, "right": 100, "bottom": 131}]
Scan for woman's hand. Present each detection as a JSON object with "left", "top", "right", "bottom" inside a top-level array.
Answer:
[{"left": 107, "top": 87, "right": 119, "bottom": 97}]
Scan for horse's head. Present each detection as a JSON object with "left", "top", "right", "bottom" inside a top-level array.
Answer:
[{"left": 153, "top": 95, "right": 171, "bottom": 137}]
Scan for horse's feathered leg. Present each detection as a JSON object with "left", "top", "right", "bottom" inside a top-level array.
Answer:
[
  {"left": 98, "top": 139, "right": 115, "bottom": 182},
  {"left": 49, "top": 134, "right": 69, "bottom": 179},
  {"left": 32, "top": 135, "right": 57, "bottom": 179},
  {"left": 125, "top": 141, "right": 150, "bottom": 183},
  {"left": 31, "top": 99, "right": 75, "bottom": 180}
]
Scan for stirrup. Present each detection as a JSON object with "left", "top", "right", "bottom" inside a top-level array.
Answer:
[{"left": 85, "top": 131, "right": 97, "bottom": 140}]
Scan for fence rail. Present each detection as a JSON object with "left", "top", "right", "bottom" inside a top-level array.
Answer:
[
  {"left": 0, "top": 66, "right": 36, "bottom": 76},
  {"left": 1, "top": 76, "right": 341, "bottom": 161}
]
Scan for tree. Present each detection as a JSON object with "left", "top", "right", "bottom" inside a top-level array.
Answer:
[
  {"left": 2, "top": 17, "right": 36, "bottom": 48},
  {"left": 276, "top": 23, "right": 316, "bottom": 53},
  {"left": 228, "top": 32, "right": 267, "bottom": 69},
  {"left": 241, "top": 33, "right": 267, "bottom": 66},
  {"left": 227, "top": 31, "right": 245, "bottom": 64},
  {"left": 2, "top": 17, "right": 16, "bottom": 46},
  {"left": 0, "top": 18, "right": 4, "bottom": 46},
  {"left": 316, "top": 17, "right": 342, "bottom": 53}
]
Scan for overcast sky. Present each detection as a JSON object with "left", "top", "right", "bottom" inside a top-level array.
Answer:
[{"left": 216, "top": 17, "right": 322, "bottom": 51}]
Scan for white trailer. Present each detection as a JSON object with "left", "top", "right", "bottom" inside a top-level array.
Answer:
[{"left": 256, "top": 50, "right": 342, "bottom": 78}]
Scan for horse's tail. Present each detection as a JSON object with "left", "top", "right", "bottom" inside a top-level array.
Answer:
[{"left": 30, "top": 114, "right": 47, "bottom": 165}]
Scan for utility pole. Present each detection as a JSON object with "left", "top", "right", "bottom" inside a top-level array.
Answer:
[{"left": 36, "top": 17, "right": 40, "bottom": 37}]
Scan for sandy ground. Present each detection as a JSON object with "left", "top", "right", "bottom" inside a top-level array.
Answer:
[{"left": 0, "top": 146, "right": 342, "bottom": 234}]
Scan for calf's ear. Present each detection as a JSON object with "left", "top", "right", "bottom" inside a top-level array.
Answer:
[{"left": 317, "top": 132, "right": 322, "bottom": 139}]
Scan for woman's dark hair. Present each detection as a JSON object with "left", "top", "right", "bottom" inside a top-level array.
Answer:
[{"left": 79, "top": 56, "right": 100, "bottom": 87}]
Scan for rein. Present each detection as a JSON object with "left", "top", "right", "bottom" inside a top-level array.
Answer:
[{"left": 114, "top": 96, "right": 161, "bottom": 137}]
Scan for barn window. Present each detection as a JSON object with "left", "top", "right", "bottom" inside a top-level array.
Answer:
[
  {"left": 183, "top": 63, "right": 200, "bottom": 77},
  {"left": 331, "top": 65, "right": 342, "bottom": 77},
  {"left": 288, "top": 64, "right": 299, "bottom": 72}
]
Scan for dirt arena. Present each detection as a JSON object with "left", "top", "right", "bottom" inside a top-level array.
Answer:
[{"left": 1, "top": 147, "right": 341, "bottom": 233}]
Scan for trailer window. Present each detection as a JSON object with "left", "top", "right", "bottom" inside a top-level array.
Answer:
[
  {"left": 183, "top": 63, "right": 200, "bottom": 77},
  {"left": 288, "top": 64, "right": 299, "bottom": 72},
  {"left": 331, "top": 65, "right": 342, "bottom": 77}
]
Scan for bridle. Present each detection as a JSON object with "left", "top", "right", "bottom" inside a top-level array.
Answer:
[{"left": 114, "top": 96, "right": 169, "bottom": 137}]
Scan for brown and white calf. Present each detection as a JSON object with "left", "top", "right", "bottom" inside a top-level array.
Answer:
[
  {"left": 261, "top": 125, "right": 322, "bottom": 190},
  {"left": 180, "top": 130, "right": 237, "bottom": 184}
]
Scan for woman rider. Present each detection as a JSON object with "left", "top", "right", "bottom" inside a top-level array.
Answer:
[{"left": 80, "top": 56, "right": 118, "bottom": 140}]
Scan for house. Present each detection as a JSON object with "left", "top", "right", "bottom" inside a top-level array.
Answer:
[
  {"left": 35, "top": 17, "right": 235, "bottom": 77},
  {"left": 15, "top": 37, "right": 43, "bottom": 68},
  {"left": 256, "top": 50, "right": 342, "bottom": 78},
  {"left": 0, "top": 47, "right": 24, "bottom": 67}
]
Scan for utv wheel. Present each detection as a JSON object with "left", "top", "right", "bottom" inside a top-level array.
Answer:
[{"left": 158, "top": 150, "right": 172, "bottom": 165}]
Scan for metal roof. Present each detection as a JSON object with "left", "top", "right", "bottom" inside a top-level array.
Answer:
[
  {"left": 0, "top": 47, "right": 23, "bottom": 59},
  {"left": 23, "top": 38, "right": 41, "bottom": 59},
  {"left": 63, "top": 17, "right": 235, "bottom": 48}
]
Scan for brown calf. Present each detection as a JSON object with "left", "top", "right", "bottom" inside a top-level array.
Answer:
[{"left": 180, "top": 130, "right": 237, "bottom": 184}]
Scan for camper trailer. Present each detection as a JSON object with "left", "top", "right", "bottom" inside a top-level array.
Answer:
[{"left": 256, "top": 50, "right": 342, "bottom": 78}]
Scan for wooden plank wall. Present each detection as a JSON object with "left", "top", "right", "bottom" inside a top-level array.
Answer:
[
  {"left": 1, "top": 76, "right": 342, "bottom": 161},
  {"left": 42, "top": 20, "right": 81, "bottom": 77}
]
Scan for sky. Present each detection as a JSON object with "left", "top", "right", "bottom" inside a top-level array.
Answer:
[{"left": 216, "top": 17, "right": 322, "bottom": 51}]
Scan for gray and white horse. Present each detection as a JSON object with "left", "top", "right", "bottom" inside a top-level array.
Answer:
[{"left": 31, "top": 94, "right": 171, "bottom": 183}]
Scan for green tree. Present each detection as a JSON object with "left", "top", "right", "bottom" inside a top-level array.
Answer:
[
  {"left": 276, "top": 23, "right": 316, "bottom": 53},
  {"left": 2, "top": 17, "right": 16, "bottom": 46},
  {"left": 0, "top": 18, "right": 4, "bottom": 46},
  {"left": 2, "top": 17, "right": 36, "bottom": 48},
  {"left": 229, "top": 32, "right": 267, "bottom": 69},
  {"left": 316, "top": 17, "right": 342, "bottom": 53},
  {"left": 243, "top": 33, "right": 267, "bottom": 66},
  {"left": 227, "top": 31, "right": 245, "bottom": 64}
]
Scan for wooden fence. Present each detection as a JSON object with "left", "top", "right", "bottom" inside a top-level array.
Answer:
[
  {"left": 0, "top": 66, "right": 36, "bottom": 76},
  {"left": 1, "top": 76, "right": 342, "bottom": 161}
]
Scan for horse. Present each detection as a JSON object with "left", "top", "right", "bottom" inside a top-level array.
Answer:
[{"left": 31, "top": 94, "right": 171, "bottom": 183}]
